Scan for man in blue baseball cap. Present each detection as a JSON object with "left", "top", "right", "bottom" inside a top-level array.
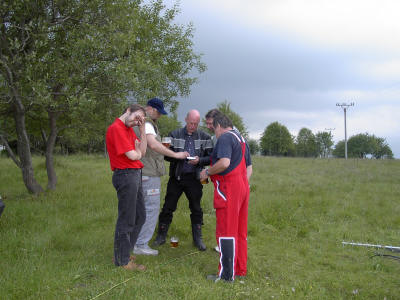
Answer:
[
  {"left": 133, "top": 98, "right": 189, "bottom": 255},
  {"left": 147, "top": 97, "right": 168, "bottom": 115}
]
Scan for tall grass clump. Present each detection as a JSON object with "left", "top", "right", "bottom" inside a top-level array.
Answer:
[{"left": 1, "top": 155, "right": 399, "bottom": 299}]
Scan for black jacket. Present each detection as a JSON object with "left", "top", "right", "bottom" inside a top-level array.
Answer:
[{"left": 165, "top": 126, "right": 213, "bottom": 180}]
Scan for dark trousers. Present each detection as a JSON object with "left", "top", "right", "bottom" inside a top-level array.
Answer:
[
  {"left": 158, "top": 173, "right": 203, "bottom": 225},
  {"left": 112, "top": 168, "right": 146, "bottom": 266},
  {"left": 0, "top": 199, "right": 4, "bottom": 217}
]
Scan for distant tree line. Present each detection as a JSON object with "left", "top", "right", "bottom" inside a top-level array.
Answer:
[
  {"left": 258, "top": 122, "right": 393, "bottom": 159},
  {"left": 202, "top": 103, "right": 392, "bottom": 160}
]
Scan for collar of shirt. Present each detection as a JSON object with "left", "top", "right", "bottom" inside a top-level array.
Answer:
[
  {"left": 184, "top": 126, "right": 198, "bottom": 137},
  {"left": 116, "top": 118, "right": 130, "bottom": 131}
]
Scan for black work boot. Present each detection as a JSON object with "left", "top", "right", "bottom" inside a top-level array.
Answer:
[
  {"left": 152, "top": 223, "right": 169, "bottom": 246},
  {"left": 192, "top": 224, "right": 206, "bottom": 251}
]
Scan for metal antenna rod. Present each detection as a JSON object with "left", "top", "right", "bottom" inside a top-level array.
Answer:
[
  {"left": 336, "top": 102, "right": 354, "bottom": 159},
  {"left": 342, "top": 241, "right": 400, "bottom": 253}
]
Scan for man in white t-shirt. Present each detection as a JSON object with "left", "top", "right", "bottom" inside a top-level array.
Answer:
[{"left": 133, "top": 98, "right": 189, "bottom": 255}]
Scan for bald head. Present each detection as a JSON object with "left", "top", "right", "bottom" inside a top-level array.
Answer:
[
  {"left": 185, "top": 109, "right": 200, "bottom": 134},
  {"left": 186, "top": 109, "right": 200, "bottom": 120}
]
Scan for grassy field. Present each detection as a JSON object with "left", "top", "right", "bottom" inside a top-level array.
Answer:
[{"left": 0, "top": 155, "right": 399, "bottom": 299}]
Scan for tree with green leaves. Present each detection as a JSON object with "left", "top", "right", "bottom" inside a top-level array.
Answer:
[
  {"left": 247, "top": 138, "right": 260, "bottom": 155},
  {"left": 371, "top": 136, "right": 393, "bottom": 159},
  {"left": 216, "top": 100, "right": 249, "bottom": 139},
  {"left": 157, "top": 114, "right": 182, "bottom": 138},
  {"left": 0, "top": 0, "right": 205, "bottom": 194},
  {"left": 260, "top": 122, "right": 294, "bottom": 156},
  {"left": 315, "top": 131, "right": 334, "bottom": 158},
  {"left": 347, "top": 133, "right": 374, "bottom": 158},
  {"left": 295, "top": 127, "right": 318, "bottom": 157},
  {"left": 332, "top": 140, "right": 345, "bottom": 158},
  {"left": 333, "top": 133, "right": 393, "bottom": 159}
]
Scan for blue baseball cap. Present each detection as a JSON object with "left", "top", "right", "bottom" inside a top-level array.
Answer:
[{"left": 147, "top": 98, "right": 167, "bottom": 115}]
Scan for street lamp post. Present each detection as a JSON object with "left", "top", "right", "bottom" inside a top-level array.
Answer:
[{"left": 336, "top": 102, "right": 354, "bottom": 159}]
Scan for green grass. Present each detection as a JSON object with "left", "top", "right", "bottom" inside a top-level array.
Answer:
[{"left": 1, "top": 155, "right": 399, "bottom": 299}]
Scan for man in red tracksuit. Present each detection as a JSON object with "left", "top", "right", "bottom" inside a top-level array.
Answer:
[{"left": 200, "top": 114, "right": 252, "bottom": 282}]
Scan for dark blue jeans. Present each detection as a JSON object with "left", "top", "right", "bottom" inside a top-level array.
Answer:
[{"left": 112, "top": 168, "right": 146, "bottom": 266}]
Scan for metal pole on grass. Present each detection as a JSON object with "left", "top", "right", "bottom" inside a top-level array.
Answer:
[{"left": 336, "top": 102, "right": 354, "bottom": 159}]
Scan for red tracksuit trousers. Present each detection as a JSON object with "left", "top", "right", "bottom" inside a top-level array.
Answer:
[{"left": 211, "top": 142, "right": 249, "bottom": 281}]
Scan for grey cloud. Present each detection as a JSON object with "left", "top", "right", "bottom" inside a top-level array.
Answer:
[{"left": 171, "top": 2, "right": 399, "bottom": 157}]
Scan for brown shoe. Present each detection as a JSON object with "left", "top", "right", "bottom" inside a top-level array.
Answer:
[
  {"left": 121, "top": 261, "right": 146, "bottom": 271},
  {"left": 112, "top": 255, "right": 136, "bottom": 264}
]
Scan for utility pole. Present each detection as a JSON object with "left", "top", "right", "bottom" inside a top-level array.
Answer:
[
  {"left": 336, "top": 102, "right": 354, "bottom": 159},
  {"left": 324, "top": 128, "right": 335, "bottom": 136}
]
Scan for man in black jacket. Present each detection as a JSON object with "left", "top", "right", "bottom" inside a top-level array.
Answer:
[{"left": 153, "top": 109, "right": 213, "bottom": 251}]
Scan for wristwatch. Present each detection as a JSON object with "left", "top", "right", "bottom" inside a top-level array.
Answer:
[{"left": 205, "top": 169, "right": 210, "bottom": 176}]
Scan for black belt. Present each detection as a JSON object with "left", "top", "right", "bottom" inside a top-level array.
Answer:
[{"left": 114, "top": 168, "right": 141, "bottom": 172}]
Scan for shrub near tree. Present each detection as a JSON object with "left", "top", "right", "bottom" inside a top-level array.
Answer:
[{"left": 260, "top": 122, "right": 295, "bottom": 156}]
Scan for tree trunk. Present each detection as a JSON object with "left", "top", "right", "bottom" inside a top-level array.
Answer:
[
  {"left": 2, "top": 59, "right": 43, "bottom": 194},
  {"left": 13, "top": 102, "right": 44, "bottom": 194},
  {"left": 45, "top": 111, "right": 59, "bottom": 190},
  {"left": 0, "top": 134, "right": 21, "bottom": 168}
]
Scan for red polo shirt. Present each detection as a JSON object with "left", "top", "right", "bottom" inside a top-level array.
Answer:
[{"left": 106, "top": 118, "right": 144, "bottom": 171}]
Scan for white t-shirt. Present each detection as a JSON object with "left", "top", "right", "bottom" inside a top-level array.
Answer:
[{"left": 145, "top": 122, "right": 156, "bottom": 136}]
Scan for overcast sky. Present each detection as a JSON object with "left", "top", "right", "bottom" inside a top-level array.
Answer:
[{"left": 165, "top": 0, "right": 400, "bottom": 158}]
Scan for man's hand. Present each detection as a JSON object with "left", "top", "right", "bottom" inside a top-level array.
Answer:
[
  {"left": 136, "top": 116, "right": 145, "bottom": 132},
  {"left": 188, "top": 156, "right": 199, "bottom": 165},
  {"left": 199, "top": 169, "right": 208, "bottom": 181},
  {"left": 134, "top": 139, "right": 142, "bottom": 159},
  {"left": 174, "top": 151, "right": 190, "bottom": 160},
  {"left": 135, "top": 115, "right": 145, "bottom": 127},
  {"left": 136, "top": 117, "right": 147, "bottom": 156},
  {"left": 125, "top": 139, "right": 142, "bottom": 161}
]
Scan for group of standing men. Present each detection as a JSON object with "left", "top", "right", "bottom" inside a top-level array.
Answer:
[{"left": 105, "top": 98, "right": 252, "bottom": 282}]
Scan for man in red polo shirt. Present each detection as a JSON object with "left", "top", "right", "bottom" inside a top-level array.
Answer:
[{"left": 106, "top": 104, "right": 147, "bottom": 271}]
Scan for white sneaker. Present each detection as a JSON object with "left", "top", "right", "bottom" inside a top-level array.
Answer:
[
  {"left": 214, "top": 245, "right": 220, "bottom": 253},
  {"left": 134, "top": 244, "right": 159, "bottom": 256}
]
